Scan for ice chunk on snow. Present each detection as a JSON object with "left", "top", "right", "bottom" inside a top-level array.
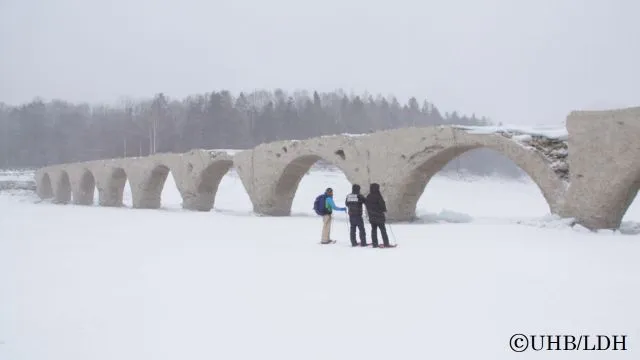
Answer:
[
  {"left": 414, "top": 209, "right": 474, "bottom": 224},
  {"left": 619, "top": 221, "right": 640, "bottom": 235},
  {"left": 514, "top": 214, "right": 576, "bottom": 229},
  {"left": 437, "top": 209, "right": 474, "bottom": 223},
  {"left": 596, "top": 229, "right": 616, "bottom": 235},
  {"left": 572, "top": 224, "right": 592, "bottom": 233}
]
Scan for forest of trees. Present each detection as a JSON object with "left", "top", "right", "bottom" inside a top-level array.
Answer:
[{"left": 0, "top": 89, "right": 525, "bottom": 177}]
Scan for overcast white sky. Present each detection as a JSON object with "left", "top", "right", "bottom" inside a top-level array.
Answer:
[{"left": 1, "top": 0, "right": 638, "bottom": 125}]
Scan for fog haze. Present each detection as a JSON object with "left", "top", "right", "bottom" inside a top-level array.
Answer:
[{"left": 1, "top": 0, "right": 639, "bottom": 125}]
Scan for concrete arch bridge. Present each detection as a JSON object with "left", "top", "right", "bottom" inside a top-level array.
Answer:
[{"left": 35, "top": 107, "right": 640, "bottom": 230}]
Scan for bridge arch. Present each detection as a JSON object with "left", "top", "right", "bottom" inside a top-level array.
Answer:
[
  {"left": 102, "top": 167, "right": 129, "bottom": 207},
  {"left": 188, "top": 159, "right": 235, "bottom": 211},
  {"left": 136, "top": 163, "right": 175, "bottom": 209},
  {"left": 146, "top": 164, "right": 172, "bottom": 194},
  {"left": 392, "top": 129, "right": 566, "bottom": 220},
  {"left": 38, "top": 173, "right": 53, "bottom": 199},
  {"left": 234, "top": 136, "right": 367, "bottom": 217},
  {"left": 272, "top": 153, "right": 363, "bottom": 216},
  {"left": 76, "top": 169, "right": 96, "bottom": 205},
  {"left": 55, "top": 171, "right": 72, "bottom": 204}
]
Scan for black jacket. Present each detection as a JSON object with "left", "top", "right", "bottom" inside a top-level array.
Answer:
[
  {"left": 365, "top": 183, "right": 386, "bottom": 224},
  {"left": 345, "top": 184, "right": 366, "bottom": 218}
]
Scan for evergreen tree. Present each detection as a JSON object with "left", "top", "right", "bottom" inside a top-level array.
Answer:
[{"left": 0, "top": 89, "right": 528, "bottom": 177}]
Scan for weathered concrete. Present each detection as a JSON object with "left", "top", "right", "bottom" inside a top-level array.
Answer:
[
  {"left": 359, "top": 126, "right": 568, "bottom": 222},
  {"left": 35, "top": 149, "right": 234, "bottom": 210},
  {"left": 557, "top": 108, "right": 640, "bottom": 229},
  {"left": 34, "top": 106, "right": 640, "bottom": 230},
  {"left": 37, "top": 172, "right": 53, "bottom": 199},
  {"left": 233, "top": 135, "right": 369, "bottom": 215}
]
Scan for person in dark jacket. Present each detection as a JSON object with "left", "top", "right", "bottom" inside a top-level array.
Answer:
[
  {"left": 364, "top": 183, "right": 395, "bottom": 248},
  {"left": 345, "top": 184, "right": 368, "bottom": 247}
]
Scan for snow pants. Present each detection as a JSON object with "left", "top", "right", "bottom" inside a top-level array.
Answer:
[
  {"left": 349, "top": 215, "right": 366, "bottom": 246},
  {"left": 321, "top": 214, "right": 332, "bottom": 241},
  {"left": 370, "top": 222, "right": 390, "bottom": 247}
]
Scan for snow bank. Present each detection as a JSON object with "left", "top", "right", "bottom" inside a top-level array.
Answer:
[
  {"left": 512, "top": 134, "right": 532, "bottom": 142},
  {"left": 618, "top": 221, "right": 640, "bottom": 235},
  {"left": 340, "top": 132, "right": 367, "bottom": 137},
  {"left": 0, "top": 169, "right": 35, "bottom": 182},
  {"left": 514, "top": 214, "right": 577, "bottom": 229},
  {"left": 206, "top": 149, "right": 244, "bottom": 155},
  {"left": 453, "top": 124, "right": 568, "bottom": 140},
  {"left": 0, "top": 170, "right": 36, "bottom": 195},
  {"left": 414, "top": 209, "right": 474, "bottom": 224},
  {"left": 0, "top": 180, "right": 36, "bottom": 192},
  {"left": 513, "top": 214, "right": 640, "bottom": 235}
]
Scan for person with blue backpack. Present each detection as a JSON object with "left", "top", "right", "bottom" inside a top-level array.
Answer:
[{"left": 313, "top": 187, "right": 346, "bottom": 244}]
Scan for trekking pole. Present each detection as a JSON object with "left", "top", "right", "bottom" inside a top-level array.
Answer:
[
  {"left": 388, "top": 223, "right": 398, "bottom": 245},
  {"left": 346, "top": 212, "right": 350, "bottom": 241}
]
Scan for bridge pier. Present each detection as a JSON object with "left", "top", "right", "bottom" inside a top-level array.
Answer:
[
  {"left": 171, "top": 150, "right": 234, "bottom": 212},
  {"left": 64, "top": 167, "right": 95, "bottom": 205},
  {"left": 48, "top": 169, "right": 71, "bottom": 204},
  {"left": 557, "top": 108, "right": 640, "bottom": 229},
  {"left": 94, "top": 166, "right": 127, "bottom": 207},
  {"left": 35, "top": 173, "right": 53, "bottom": 199},
  {"left": 180, "top": 194, "right": 215, "bottom": 211}
]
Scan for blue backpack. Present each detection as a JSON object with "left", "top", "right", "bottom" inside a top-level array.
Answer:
[{"left": 313, "top": 194, "right": 328, "bottom": 215}]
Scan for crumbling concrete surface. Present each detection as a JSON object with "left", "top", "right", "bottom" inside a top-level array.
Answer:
[
  {"left": 34, "top": 106, "right": 640, "bottom": 230},
  {"left": 557, "top": 107, "right": 640, "bottom": 229}
]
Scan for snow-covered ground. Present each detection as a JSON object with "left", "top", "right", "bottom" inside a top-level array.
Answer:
[
  {"left": 0, "top": 169, "right": 35, "bottom": 182},
  {"left": 1, "top": 169, "right": 639, "bottom": 359}
]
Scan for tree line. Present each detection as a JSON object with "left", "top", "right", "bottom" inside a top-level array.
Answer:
[{"left": 0, "top": 89, "right": 524, "bottom": 177}]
